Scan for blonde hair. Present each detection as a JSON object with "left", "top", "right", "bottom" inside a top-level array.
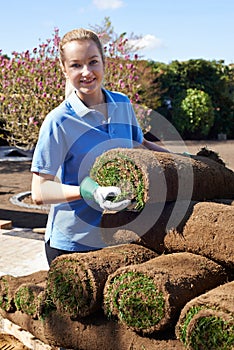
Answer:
[{"left": 59, "top": 28, "right": 105, "bottom": 65}]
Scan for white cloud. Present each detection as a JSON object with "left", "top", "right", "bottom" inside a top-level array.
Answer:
[
  {"left": 128, "top": 34, "right": 163, "bottom": 52},
  {"left": 92, "top": 0, "right": 124, "bottom": 10}
]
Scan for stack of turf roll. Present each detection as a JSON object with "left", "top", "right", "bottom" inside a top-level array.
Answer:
[
  {"left": 176, "top": 280, "right": 234, "bottom": 350},
  {"left": 90, "top": 148, "right": 234, "bottom": 208},
  {"left": 0, "top": 272, "right": 184, "bottom": 350},
  {"left": 103, "top": 252, "right": 227, "bottom": 334},
  {"left": 45, "top": 244, "right": 157, "bottom": 318}
]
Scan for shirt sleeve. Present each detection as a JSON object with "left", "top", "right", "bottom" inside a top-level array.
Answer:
[{"left": 31, "top": 112, "right": 68, "bottom": 177}]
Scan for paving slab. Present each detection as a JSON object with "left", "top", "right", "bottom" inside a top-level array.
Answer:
[{"left": 0, "top": 227, "right": 49, "bottom": 277}]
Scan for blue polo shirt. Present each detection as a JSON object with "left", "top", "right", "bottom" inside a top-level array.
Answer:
[{"left": 31, "top": 89, "right": 143, "bottom": 251}]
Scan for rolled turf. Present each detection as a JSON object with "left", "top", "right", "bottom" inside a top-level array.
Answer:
[
  {"left": 176, "top": 280, "right": 234, "bottom": 350},
  {"left": 90, "top": 148, "right": 234, "bottom": 209},
  {"left": 165, "top": 201, "right": 234, "bottom": 269},
  {"left": 45, "top": 244, "right": 157, "bottom": 318},
  {"left": 103, "top": 252, "right": 227, "bottom": 334},
  {"left": 100, "top": 200, "right": 194, "bottom": 251},
  {"left": 14, "top": 283, "right": 45, "bottom": 319},
  {"left": 101, "top": 200, "right": 234, "bottom": 261},
  {"left": 0, "top": 271, "right": 47, "bottom": 313}
]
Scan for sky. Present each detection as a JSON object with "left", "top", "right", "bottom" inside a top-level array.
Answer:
[{"left": 0, "top": 0, "right": 233, "bottom": 65}]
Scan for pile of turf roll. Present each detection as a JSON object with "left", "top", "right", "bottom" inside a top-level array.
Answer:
[
  {"left": 90, "top": 148, "right": 234, "bottom": 209},
  {"left": 45, "top": 243, "right": 157, "bottom": 318},
  {"left": 103, "top": 252, "right": 227, "bottom": 334},
  {"left": 176, "top": 280, "right": 234, "bottom": 350}
]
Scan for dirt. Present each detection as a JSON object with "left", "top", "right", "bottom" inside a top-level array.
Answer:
[
  {"left": 0, "top": 161, "right": 48, "bottom": 228},
  {"left": 165, "top": 201, "right": 234, "bottom": 269}
]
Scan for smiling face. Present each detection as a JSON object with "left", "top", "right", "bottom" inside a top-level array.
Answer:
[{"left": 61, "top": 39, "right": 105, "bottom": 105}]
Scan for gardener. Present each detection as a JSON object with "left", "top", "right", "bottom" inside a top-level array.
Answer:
[{"left": 31, "top": 28, "right": 169, "bottom": 266}]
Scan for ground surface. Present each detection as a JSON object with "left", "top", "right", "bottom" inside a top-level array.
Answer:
[
  {"left": 0, "top": 140, "right": 233, "bottom": 229},
  {"left": 0, "top": 160, "right": 48, "bottom": 229}
]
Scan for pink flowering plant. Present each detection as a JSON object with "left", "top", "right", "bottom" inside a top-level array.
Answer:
[
  {"left": 0, "top": 22, "right": 151, "bottom": 148},
  {"left": 0, "top": 28, "right": 64, "bottom": 149}
]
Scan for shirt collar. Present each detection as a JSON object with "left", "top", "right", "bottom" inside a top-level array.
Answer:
[
  {"left": 66, "top": 88, "right": 117, "bottom": 118},
  {"left": 67, "top": 90, "right": 90, "bottom": 117}
]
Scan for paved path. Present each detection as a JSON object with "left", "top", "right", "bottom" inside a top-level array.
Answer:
[
  {"left": 0, "top": 227, "right": 49, "bottom": 277},
  {"left": 0, "top": 147, "right": 48, "bottom": 276}
]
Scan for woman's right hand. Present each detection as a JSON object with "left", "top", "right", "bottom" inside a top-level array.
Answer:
[{"left": 80, "top": 177, "right": 131, "bottom": 211}]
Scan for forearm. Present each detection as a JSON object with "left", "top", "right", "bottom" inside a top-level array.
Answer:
[{"left": 31, "top": 174, "right": 81, "bottom": 205}]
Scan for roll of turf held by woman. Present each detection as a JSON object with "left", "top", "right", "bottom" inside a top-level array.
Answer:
[
  {"left": 45, "top": 244, "right": 157, "bottom": 318},
  {"left": 176, "top": 280, "right": 234, "bottom": 350},
  {"left": 103, "top": 252, "right": 227, "bottom": 335},
  {"left": 90, "top": 148, "right": 234, "bottom": 209}
]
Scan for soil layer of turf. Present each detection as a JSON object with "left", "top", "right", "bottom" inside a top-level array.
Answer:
[
  {"left": 101, "top": 200, "right": 234, "bottom": 259},
  {"left": 0, "top": 306, "right": 185, "bottom": 349}
]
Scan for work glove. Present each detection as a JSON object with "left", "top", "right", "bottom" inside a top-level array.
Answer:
[
  {"left": 182, "top": 151, "right": 192, "bottom": 157},
  {"left": 80, "top": 176, "right": 131, "bottom": 211},
  {"left": 175, "top": 151, "right": 192, "bottom": 157}
]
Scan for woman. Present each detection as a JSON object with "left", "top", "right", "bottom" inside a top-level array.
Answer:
[{"left": 31, "top": 28, "right": 168, "bottom": 265}]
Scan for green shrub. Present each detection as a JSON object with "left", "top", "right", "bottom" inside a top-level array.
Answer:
[{"left": 172, "top": 88, "right": 214, "bottom": 138}]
